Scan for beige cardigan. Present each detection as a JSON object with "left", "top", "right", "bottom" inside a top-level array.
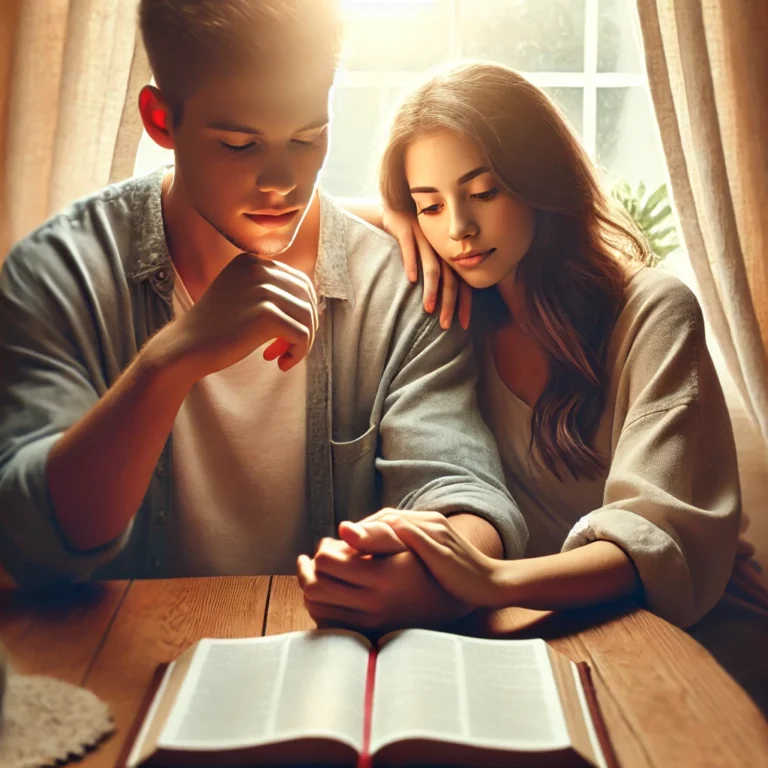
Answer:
[{"left": 478, "top": 267, "right": 741, "bottom": 628}]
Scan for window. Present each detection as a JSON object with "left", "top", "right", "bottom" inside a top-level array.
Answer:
[
  {"left": 326, "top": 0, "right": 666, "bottom": 197},
  {"left": 135, "top": 0, "right": 667, "bottom": 200}
]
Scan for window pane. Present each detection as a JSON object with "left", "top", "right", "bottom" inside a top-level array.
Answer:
[
  {"left": 323, "top": 86, "right": 396, "bottom": 197},
  {"left": 341, "top": 0, "right": 452, "bottom": 71},
  {"left": 598, "top": 0, "right": 643, "bottom": 73},
  {"left": 460, "top": 0, "right": 586, "bottom": 72},
  {"left": 596, "top": 87, "right": 666, "bottom": 189},
  {"left": 542, "top": 87, "right": 583, "bottom": 137}
]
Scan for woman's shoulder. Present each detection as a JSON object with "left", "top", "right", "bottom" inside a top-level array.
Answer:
[
  {"left": 608, "top": 266, "right": 708, "bottom": 413},
  {"left": 616, "top": 265, "right": 704, "bottom": 341}
]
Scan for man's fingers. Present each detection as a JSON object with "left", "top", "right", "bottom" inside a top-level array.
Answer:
[
  {"left": 256, "top": 302, "right": 313, "bottom": 370},
  {"left": 263, "top": 337, "right": 291, "bottom": 361},
  {"left": 304, "top": 598, "right": 371, "bottom": 629},
  {"left": 255, "top": 282, "right": 316, "bottom": 351},
  {"left": 313, "top": 545, "right": 378, "bottom": 588},
  {"left": 339, "top": 520, "right": 407, "bottom": 555},
  {"left": 439, "top": 262, "right": 459, "bottom": 329},
  {"left": 414, "top": 226, "right": 441, "bottom": 314},
  {"left": 254, "top": 258, "right": 319, "bottom": 340}
]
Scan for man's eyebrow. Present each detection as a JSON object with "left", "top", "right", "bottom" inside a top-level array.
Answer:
[
  {"left": 207, "top": 121, "right": 263, "bottom": 134},
  {"left": 206, "top": 118, "right": 329, "bottom": 134},
  {"left": 409, "top": 166, "right": 492, "bottom": 194},
  {"left": 296, "top": 118, "right": 330, "bottom": 133}
]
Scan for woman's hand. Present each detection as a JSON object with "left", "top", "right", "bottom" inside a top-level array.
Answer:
[
  {"left": 381, "top": 208, "right": 473, "bottom": 330},
  {"left": 342, "top": 510, "right": 509, "bottom": 609}
]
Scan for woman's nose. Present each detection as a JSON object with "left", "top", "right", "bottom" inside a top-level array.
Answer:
[{"left": 448, "top": 207, "right": 479, "bottom": 241}]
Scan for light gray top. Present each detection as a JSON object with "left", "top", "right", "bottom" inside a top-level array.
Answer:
[{"left": 0, "top": 169, "right": 526, "bottom": 586}]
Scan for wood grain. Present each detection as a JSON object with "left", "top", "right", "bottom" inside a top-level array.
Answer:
[
  {"left": 0, "top": 581, "right": 128, "bottom": 684},
  {"left": 82, "top": 576, "right": 269, "bottom": 767},
  {"left": 264, "top": 575, "right": 315, "bottom": 635},
  {"left": 2, "top": 577, "right": 766, "bottom": 768},
  {"left": 561, "top": 608, "right": 768, "bottom": 768}
]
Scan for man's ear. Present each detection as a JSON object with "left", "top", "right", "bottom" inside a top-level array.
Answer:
[{"left": 138, "top": 85, "right": 175, "bottom": 150}]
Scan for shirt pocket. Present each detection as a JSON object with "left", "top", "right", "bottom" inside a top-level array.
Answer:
[{"left": 330, "top": 423, "right": 379, "bottom": 523}]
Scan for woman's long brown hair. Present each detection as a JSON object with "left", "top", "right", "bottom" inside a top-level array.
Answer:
[{"left": 380, "top": 61, "right": 650, "bottom": 481}]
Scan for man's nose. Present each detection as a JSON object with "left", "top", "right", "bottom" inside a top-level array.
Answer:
[{"left": 256, "top": 152, "right": 297, "bottom": 196}]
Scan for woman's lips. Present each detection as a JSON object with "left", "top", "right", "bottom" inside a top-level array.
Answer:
[
  {"left": 245, "top": 210, "right": 299, "bottom": 229},
  {"left": 452, "top": 248, "right": 496, "bottom": 269}
]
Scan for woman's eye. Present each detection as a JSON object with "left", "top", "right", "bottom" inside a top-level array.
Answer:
[
  {"left": 222, "top": 141, "right": 256, "bottom": 153},
  {"left": 418, "top": 204, "right": 442, "bottom": 216},
  {"left": 472, "top": 187, "right": 499, "bottom": 201}
]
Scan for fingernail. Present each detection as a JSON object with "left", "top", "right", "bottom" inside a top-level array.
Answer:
[
  {"left": 426, "top": 300, "right": 436, "bottom": 313},
  {"left": 409, "top": 271, "right": 417, "bottom": 283}
]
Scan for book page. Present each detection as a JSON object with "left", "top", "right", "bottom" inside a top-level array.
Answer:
[
  {"left": 370, "top": 629, "right": 571, "bottom": 754},
  {"left": 158, "top": 630, "right": 370, "bottom": 753}
]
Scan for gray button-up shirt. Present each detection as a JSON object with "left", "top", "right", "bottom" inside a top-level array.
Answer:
[{"left": 0, "top": 169, "right": 526, "bottom": 586}]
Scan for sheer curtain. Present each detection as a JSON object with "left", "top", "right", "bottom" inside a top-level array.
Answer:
[
  {"left": 637, "top": 0, "right": 768, "bottom": 573},
  {"left": 0, "top": 0, "right": 149, "bottom": 263}
]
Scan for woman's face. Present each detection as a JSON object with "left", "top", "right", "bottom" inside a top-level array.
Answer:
[{"left": 404, "top": 129, "right": 536, "bottom": 289}]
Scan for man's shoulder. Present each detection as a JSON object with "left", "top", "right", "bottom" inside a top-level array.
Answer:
[
  {"left": 329, "top": 198, "right": 402, "bottom": 266},
  {"left": 3, "top": 170, "right": 165, "bottom": 289},
  {"left": 320, "top": 194, "right": 423, "bottom": 313}
]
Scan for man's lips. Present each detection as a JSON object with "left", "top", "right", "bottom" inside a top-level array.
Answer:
[
  {"left": 451, "top": 248, "right": 496, "bottom": 269},
  {"left": 244, "top": 209, "right": 299, "bottom": 229}
]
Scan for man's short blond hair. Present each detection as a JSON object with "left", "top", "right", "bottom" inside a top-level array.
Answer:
[{"left": 139, "top": 0, "right": 343, "bottom": 121}]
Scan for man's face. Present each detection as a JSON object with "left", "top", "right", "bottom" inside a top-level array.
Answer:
[{"left": 171, "top": 63, "right": 334, "bottom": 257}]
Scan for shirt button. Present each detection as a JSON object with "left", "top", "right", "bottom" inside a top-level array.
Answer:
[
  {"left": 154, "top": 268, "right": 168, "bottom": 281},
  {"left": 155, "top": 510, "right": 168, "bottom": 528}
]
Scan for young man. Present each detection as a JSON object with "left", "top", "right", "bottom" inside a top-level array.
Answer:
[{"left": 0, "top": 0, "right": 525, "bottom": 630}]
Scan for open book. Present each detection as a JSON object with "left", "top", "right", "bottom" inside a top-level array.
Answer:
[{"left": 123, "top": 629, "right": 616, "bottom": 767}]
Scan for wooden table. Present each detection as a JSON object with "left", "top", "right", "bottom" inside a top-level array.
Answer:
[{"left": 1, "top": 576, "right": 766, "bottom": 767}]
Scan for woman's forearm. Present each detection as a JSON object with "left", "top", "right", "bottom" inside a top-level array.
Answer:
[{"left": 493, "top": 541, "right": 642, "bottom": 610}]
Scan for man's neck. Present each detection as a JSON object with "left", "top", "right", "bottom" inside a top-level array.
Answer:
[{"left": 160, "top": 169, "right": 321, "bottom": 302}]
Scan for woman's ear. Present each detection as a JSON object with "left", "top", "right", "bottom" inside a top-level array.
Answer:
[{"left": 138, "top": 85, "right": 174, "bottom": 150}]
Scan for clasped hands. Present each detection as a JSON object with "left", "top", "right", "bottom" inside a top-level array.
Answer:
[{"left": 296, "top": 510, "right": 506, "bottom": 634}]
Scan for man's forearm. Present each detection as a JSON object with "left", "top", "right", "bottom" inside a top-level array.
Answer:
[
  {"left": 446, "top": 513, "right": 504, "bottom": 559},
  {"left": 46, "top": 323, "right": 197, "bottom": 551}
]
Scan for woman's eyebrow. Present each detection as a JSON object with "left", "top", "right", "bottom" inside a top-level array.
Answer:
[
  {"left": 458, "top": 166, "right": 490, "bottom": 185},
  {"left": 409, "top": 165, "right": 491, "bottom": 194}
]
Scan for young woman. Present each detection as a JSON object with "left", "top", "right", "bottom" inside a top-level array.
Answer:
[{"left": 337, "top": 61, "right": 743, "bottom": 633}]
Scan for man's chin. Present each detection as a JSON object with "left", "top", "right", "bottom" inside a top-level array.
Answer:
[{"left": 235, "top": 229, "right": 297, "bottom": 258}]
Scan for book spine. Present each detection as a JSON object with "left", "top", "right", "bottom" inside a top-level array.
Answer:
[{"left": 357, "top": 646, "right": 378, "bottom": 768}]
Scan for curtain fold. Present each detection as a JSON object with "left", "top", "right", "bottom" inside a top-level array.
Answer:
[
  {"left": 637, "top": 0, "right": 768, "bottom": 567},
  {"left": 0, "top": 0, "right": 149, "bottom": 263}
]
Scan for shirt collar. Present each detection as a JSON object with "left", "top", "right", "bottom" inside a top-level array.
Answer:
[{"left": 126, "top": 169, "right": 355, "bottom": 308}]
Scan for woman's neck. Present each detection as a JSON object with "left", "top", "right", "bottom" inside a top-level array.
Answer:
[{"left": 496, "top": 267, "right": 526, "bottom": 325}]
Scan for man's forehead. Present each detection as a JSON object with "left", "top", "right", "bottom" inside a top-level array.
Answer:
[{"left": 188, "top": 67, "right": 334, "bottom": 131}]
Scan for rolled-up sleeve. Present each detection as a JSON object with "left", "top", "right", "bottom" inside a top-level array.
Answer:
[
  {"left": 563, "top": 282, "right": 740, "bottom": 628},
  {"left": 376, "top": 316, "right": 528, "bottom": 559},
  {"left": 0, "top": 243, "right": 130, "bottom": 586}
]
